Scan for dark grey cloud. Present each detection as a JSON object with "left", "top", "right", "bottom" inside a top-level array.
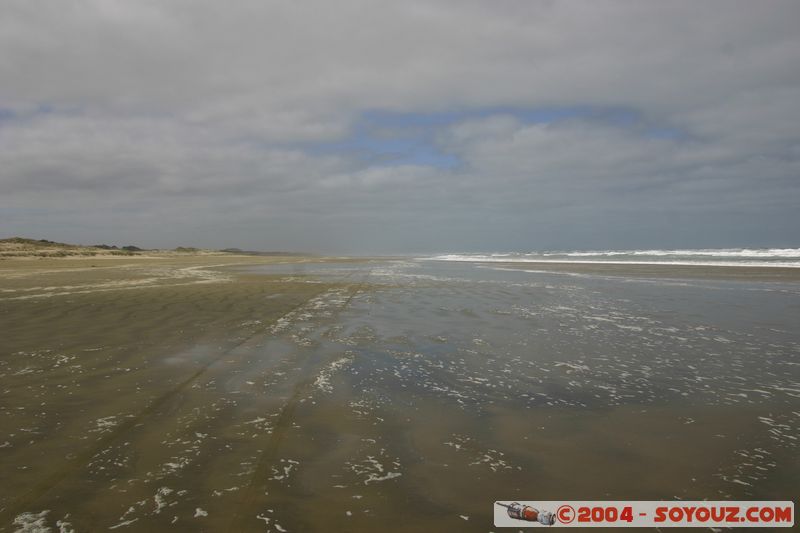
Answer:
[{"left": 1, "top": 0, "right": 799, "bottom": 252}]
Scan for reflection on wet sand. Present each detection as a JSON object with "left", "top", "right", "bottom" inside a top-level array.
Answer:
[{"left": 1, "top": 258, "right": 798, "bottom": 531}]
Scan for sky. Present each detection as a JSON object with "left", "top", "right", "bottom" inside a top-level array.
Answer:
[{"left": 1, "top": 0, "right": 799, "bottom": 253}]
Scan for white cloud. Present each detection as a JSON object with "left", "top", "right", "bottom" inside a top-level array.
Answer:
[{"left": 1, "top": 0, "right": 798, "bottom": 250}]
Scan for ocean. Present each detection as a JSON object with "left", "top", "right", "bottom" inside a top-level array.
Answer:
[{"left": 426, "top": 247, "right": 800, "bottom": 267}]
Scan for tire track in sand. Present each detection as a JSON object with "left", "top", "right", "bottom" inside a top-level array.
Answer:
[
  {"left": 0, "top": 284, "right": 335, "bottom": 527},
  {"left": 226, "top": 280, "right": 368, "bottom": 532}
]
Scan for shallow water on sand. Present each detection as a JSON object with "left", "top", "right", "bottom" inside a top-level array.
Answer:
[{"left": 2, "top": 260, "right": 799, "bottom": 531}]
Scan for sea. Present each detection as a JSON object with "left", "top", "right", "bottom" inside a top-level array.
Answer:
[{"left": 426, "top": 247, "right": 800, "bottom": 267}]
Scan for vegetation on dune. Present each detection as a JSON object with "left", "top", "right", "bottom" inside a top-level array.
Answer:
[
  {"left": 0, "top": 237, "right": 148, "bottom": 258},
  {"left": 1, "top": 237, "right": 76, "bottom": 247},
  {"left": 0, "top": 236, "right": 305, "bottom": 259}
]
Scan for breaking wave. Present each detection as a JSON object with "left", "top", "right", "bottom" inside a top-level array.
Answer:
[{"left": 422, "top": 248, "right": 800, "bottom": 267}]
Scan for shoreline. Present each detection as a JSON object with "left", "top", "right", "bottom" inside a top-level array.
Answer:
[{"left": 477, "top": 260, "right": 800, "bottom": 282}]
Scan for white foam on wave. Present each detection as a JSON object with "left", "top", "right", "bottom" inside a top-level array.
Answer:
[
  {"left": 550, "top": 248, "right": 800, "bottom": 258},
  {"left": 422, "top": 248, "right": 800, "bottom": 267}
]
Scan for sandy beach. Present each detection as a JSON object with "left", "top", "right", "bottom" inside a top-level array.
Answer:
[
  {"left": 0, "top": 254, "right": 358, "bottom": 531},
  {"left": 1, "top": 256, "right": 799, "bottom": 531}
]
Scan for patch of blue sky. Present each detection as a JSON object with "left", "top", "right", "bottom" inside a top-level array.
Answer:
[
  {"left": 0, "top": 108, "right": 17, "bottom": 123},
  {"left": 0, "top": 103, "right": 63, "bottom": 126},
  {"left": 360, "top": 105, "right": 597, "bottom": 129},
  {"left": 303, "top": 105, "right": 689, "bottom": 168},
  {"left": 644, "top": 127, "right": 687, "bottom": 140},
  {"left": 303, "top": 122, "right": 459, "bottom": 168}
]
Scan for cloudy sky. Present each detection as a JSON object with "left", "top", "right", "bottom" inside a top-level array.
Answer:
[{"left": 1, "top": 0, "right": 799, "bottom": 252}]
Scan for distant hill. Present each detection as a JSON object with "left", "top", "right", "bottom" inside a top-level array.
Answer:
[
  {"left": 0, "top": 237, "right": 310, "bottom": 259},
  {"left": 218, "top": 247, "right": 310, "bottom": 256},
  {"left": 3, "top": 237, "right": 75, "bottom": 247},
  {"left": 0, "top": 237, "right": 147, "bottom": 258}
]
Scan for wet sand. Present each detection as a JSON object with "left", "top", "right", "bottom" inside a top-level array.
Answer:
[
  {"left": 0, "top": 256, "right": 354, "bottom": 531},
  {"left": 1, "top": 258, "right": 799, "bottom": 531}
]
